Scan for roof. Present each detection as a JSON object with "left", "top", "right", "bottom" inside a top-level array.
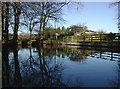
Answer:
[{"left": 85, "top": 30, "right": 95, "bottom": 32}]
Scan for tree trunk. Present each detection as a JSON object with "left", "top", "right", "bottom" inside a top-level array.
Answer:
[
  {"left": 2, "top": 2, "right": 9, "bottom": 43},
  {"left": 39, "top": 17, "right": 43, "bottom": 41},
  {"left": 30, "top": 30, "right": 32, "bottom": 41},
  {"left": 13, "top": 2, "right": 21, "bottom": 43},
  {"left": 38, "top": 2, "right": 45, "bottom": 41},
  {"left": 1, "top": 3, "right": 4, "bottom": 41},
  {"left": 4, "top": 2, "right": 9, "bottom": 43}
]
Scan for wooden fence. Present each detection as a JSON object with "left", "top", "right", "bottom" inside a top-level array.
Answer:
[{"left": 62, "top": 33, "right": 120, "bottom": 42}]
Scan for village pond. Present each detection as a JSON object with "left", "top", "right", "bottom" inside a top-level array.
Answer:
[{"left": 2, "top": 45, "right": 120, "bottom": 87}]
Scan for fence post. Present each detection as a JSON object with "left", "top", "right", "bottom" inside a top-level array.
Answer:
[
  {"left": 100, "top": 51, "right": 102, "bottom": 58},
  {"left": 100, "top": 34, "right": 102, "bottom": 46},
  {"left": 110, "top": 52, "right": 113, "bottom": 60},
  {"left": 91, "top": 35, "right": 92, "bottom": 42},
  {"left": 72, "top": 36, "right": 73, "bottom": 42},
  {"left": 84, "top": 35, "right": 85, "bottom": 42},
  {"left": 83, "top": 35, "right": 85, "bottom": 45},
  {"left": 67, "top": 36, "right": 68, "bottom": 41}
]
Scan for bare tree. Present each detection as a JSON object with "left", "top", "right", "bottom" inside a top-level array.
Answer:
[
  {"left": 9, "top": 2, "right": 21, "bottom": 43},
  {"left": 1, "top": 2, "right": 82, "bottom": 44},
  {"left": 20, "top": 2, "right": 40, "bottom": 41},
  {"left": 38, "top": 2, "right": 68, "bottom": 40},
  {"left": 110, "top": 2, "right": 120, "bottom": 33}
]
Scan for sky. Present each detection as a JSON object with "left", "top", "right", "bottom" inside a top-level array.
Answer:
[{"left": 61, "top": 2, "right": 118, "bottom": 33}]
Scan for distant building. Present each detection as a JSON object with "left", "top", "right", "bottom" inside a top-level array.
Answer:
[
  {"left": 84, "top": 30, "right": 96, "bottom": 35},
  {"left": 55, "top": 33, "right": 59, "bottom": 39},
  {"left": 74, "top": 30, "right": 96, "bottom": 36},
  {"left": 74, "top": 32, "right": 82, "bottom": 36}
]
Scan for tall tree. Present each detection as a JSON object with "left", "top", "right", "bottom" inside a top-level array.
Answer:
[
  {"left": 118, "top": 2, "right": 120, "bottom": 33},
  {"left": 1, "top": 2, "right": 4, "bottom": 41},
  {"left": 110, "top": 2, "right": 120, "bottom": 33},
  {"left": 38, "top": 2, "right": 68, "bottom": 40},
  {"left": 20, "top": 2, "right": 40, "bottom": 41},
  {"left": 12, "top": 2, "right": 21, "bottom": 42},
  {"left": 2, "top": 2, "right": 9, "bottom": 43}
]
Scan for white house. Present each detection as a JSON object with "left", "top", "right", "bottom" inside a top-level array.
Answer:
[{"left": 74, "top": 30, "right": 96, "bottom": 36}]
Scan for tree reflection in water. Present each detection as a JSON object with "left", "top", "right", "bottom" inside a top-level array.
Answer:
[
  {"left": 13, "top": 45, "right": 22, "bottom": 87},
  {"left": 2, "top": 45, "right": 96, "bottom": 88},
  {"left": 3, "top": 44, "right": 22, "bottom": 87},
  {"left": 3, "top": 45, "right": 119, "bottom": 87},
  {"left": 3, "top": 44, "right": 10, "bottom": 87},
  {"left": 3, "top": 45, "right": 67, "bottom": 87},
  {"left": 36, "top": 46, "right": 66, "bottom": 87}
]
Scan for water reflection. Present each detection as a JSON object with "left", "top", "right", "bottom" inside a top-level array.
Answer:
[
  {"left": 2, "top": 45, "right": 120, "bottom": 87},
  {"left": 0, "top": 42, "right": 1, "bottom": 88},
  {"left": 3, "top": 45, "right": 10, "bottom": 87}
]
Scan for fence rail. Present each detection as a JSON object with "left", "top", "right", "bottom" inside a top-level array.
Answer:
[
  {"left": 62, "top": 33, "right": 120, "bottom": 42},
  {"left": 90, "top": 51, "right": 120, "bottom": 62}
]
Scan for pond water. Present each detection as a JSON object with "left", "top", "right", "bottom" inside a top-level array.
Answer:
[{"left": 2, "top": 45, "right": 120, "bottom": 87}]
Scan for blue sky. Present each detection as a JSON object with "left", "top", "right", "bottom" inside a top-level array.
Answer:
[{"left": 62, "top": 2, "right": 118, "bottom": 33}]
